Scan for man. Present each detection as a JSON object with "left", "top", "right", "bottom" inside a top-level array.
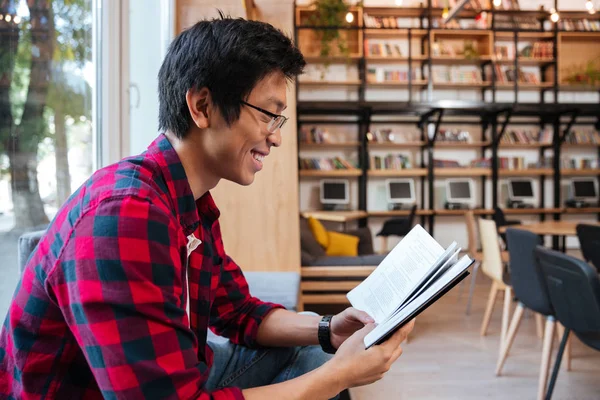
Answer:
[{"left": 0, "top": 16, "right": 413, "bottom": 399}]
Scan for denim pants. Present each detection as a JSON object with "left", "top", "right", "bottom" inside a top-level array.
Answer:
[{"left": 204, "top": 313, "right": 338, "bottom": 398}]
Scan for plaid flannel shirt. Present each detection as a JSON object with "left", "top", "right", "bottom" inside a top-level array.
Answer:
[{"left": 0, "top": 134, "right": 284, "bottom": 399}]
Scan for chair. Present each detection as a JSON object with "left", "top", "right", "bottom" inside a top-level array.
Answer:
[
  {"left": 463, "top": 211, "right": 510, "bottom": 315},
  {"left": 478, "top": 219, "right": 512, "bottom": 352},
  {"left": 534, "top": 246, "right": 600, "bottom": 400},
  {"left": 576, "top": 223, "right": 600, "bottom": 273},
  {"left": 376, "top": 204, "right": 417, "bottom": 252},
  {"left": 493, "top": 207, "right": 521, "bottom": 247},
  {"left": 495, "top": 229, "right": 559, "bottom": 400}
]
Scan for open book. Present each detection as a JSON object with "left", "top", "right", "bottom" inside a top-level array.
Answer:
[{"left": 347, "top": 224, "right": 473, "bottom": 349}]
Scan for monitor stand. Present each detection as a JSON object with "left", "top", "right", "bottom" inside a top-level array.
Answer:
[
  {"left": 388, "top": 203, "right": 412, "bottom": 211},
  {"left": 444, "top": 202, "right": 470, "bottom": 210},
  {"left": 322, "top": 204, "right": 338, "bottom": 211},
  {"left": 565, "top": 199, "right": 591, "bottom": 208},
  {"left": 507, "top": 200, "right": 534, "bottom": 209}
]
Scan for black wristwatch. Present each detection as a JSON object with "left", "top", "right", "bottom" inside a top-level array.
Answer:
[{"left": 318, "top": 315, "right": 337, "bottom": 354}]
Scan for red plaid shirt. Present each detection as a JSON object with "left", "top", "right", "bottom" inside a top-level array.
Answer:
[{"left": 0, "top": 134, "right": 284, "bottom": 399}]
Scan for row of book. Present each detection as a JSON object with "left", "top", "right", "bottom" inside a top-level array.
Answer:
[
  {"left": 499, "top": 157, "right": 527, "bottom": 170},
  {"left": 438, "top": 129, "right": 472, "bottom": 142},
  {"left": 370, "top": 154, "right": 413, "bottom": 170},
  {"left": 564, "top": 130, "right": 600, "bottom": 145},
  {"left": 491, "top": 65, "right": 541, "bottom": 84},
  {"left": 494, "top": 41, "right": 554, "bottom": 60},
  {"left": 367, "top": 68, "right": 419, "bottom": 83},
  {"left": 499, "top": 129, "right": 552, "bottom": 144},
  {"left": 299, "top": 127, "right": 332, "bottom": 144},
  {"left": 431, "top": 0, "right": 490, "bottom": 9},
  {"left": 432, "top": 69, "right": 483, "bottom": 84},
  {"left": 299, "top": 157, "right": 357, "bottom": 170},
  {"left": 363, "top": 13, "right": 421, "bottom": 29},
  {"left": 365, "top": 41, "right": 404, "bottom": 57},
  {"left": 558, "top": 19, "right": 600, "bottom": 32}
]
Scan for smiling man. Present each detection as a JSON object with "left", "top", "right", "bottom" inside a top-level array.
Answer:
[{"left": 0, "top": 15, "right": 413, "bottom": 399}]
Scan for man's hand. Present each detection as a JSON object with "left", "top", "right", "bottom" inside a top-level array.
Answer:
[{"left": 330, "top": 307, "right": 375, "bottom": 349}]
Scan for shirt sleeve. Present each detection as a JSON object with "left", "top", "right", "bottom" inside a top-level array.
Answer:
[
  {"left": 47, "top": 196, "right": 245, "bottom": 400},
  {"left": 208, "top": 220, "right": 285, "bottom": 347}
]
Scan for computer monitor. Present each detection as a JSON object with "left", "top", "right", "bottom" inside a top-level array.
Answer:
[
  {"left": 445, "top": 179, "right": 475, "bottom": 208},
  {"left": 320, "top": 179, "right": 350, "bottom": 207},
  {"left": 385, "top": 179, "right": 416, "bottom": 205},
  {"left": 507, "top": 179, "right": 535, "bottom": 203},
  {"left": 571, "top": 178, "right": 598, "bottom": 202}
]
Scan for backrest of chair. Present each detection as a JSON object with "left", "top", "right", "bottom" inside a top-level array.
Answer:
[
  {"left": 407, "top": 204, "right": 417, "bottom": 227},
  {"left": 478, "top": 218, "right": 504, "bottom": 283},
  {"left": 535, "top": 246, "right": 600, "bottom": 335},
  {"left": 576, "top": 224, "right": 600, "bottom": 273},
  {"left": 506, "top": 228, "right": 553, "bottom": 315},
  {"left": 493, "top": 207, "right": 507, "bottom": 227},
  {"left": 464, "top": 210, "right": 478, "bottom": 257}
]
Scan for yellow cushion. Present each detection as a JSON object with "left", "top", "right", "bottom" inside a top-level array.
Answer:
[
  {"left": 307, "top": 217, "right": 329, "bottom": 248},
  {"left": 325, "top": 231, "right": 359, "bottom": 257}
]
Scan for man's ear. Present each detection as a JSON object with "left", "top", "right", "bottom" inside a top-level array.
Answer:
[{"left": 186, "top": 87, "right": 212, "bottom": 129}]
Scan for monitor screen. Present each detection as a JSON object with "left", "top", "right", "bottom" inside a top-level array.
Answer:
[
  {"left": 510, "top": 181, "right": 534, "bottom": 198},
  {"left": 323, "top": 182, "right": 347, "bottom": 200},
  {"left": 449, "top": 181, "right": 471, "bottom": 199},
  {"left": 389, "top": 182, "right": 412, "bottom": 200},
  {"left": 574, "top": 180, "right": 597, "bottom": 198}
]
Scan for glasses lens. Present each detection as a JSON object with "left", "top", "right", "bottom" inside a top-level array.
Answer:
[{"left": 268, "top": 116, "right": 285, "bottom": 133}]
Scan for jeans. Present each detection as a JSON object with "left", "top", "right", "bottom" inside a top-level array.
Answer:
[{"left": 204, "top": 313, "right": 338, "bottom": 399}]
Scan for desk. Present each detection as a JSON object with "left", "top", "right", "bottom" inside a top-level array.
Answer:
[
  {"left": 300, "top": 210, "right": 368, "bottom": 231},
  {"left": 498, "top": 221, "right": 600, "bottom": 251}
]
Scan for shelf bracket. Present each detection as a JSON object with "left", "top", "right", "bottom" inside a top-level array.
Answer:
[
  {"left": 492, "top": 108, "right": 513, "bottom": 148},
  {"left": 558, "top": 109, "right": 580, "bottom": 145}
]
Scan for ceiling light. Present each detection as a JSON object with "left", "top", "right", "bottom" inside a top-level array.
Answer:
[
  {"left": 493, "top": 0, "right": 502, "bottom": 7},
  {"left": 586, "top": 0, "right": 594, "bottom": 10},
  {"left": 345, "top": 12, "right": 354, "bottom": 23},
  {"left": 550, "top": 8, "right": 559, "bottom": 23},
  {"left": 395, "top": 0, "right": 404, "bottom": 5},
  {"left": 442, "top": 7, "right": 449, "bottom": 19},
  {"left": 13, "top": 15, "right": 21, "bottom": 24},
  {"left": 5, "top": 15, "right": 11, "bottom": 22}
]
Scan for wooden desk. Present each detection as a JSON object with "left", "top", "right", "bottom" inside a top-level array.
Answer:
[
  {"left": 498, "top": 221, "right": 600, "bottom": 236},
  {"left": 300, "top": 210, "right": 368, "bottom": 223}
]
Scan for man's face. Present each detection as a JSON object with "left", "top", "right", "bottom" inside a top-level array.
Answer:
[{"left": 204, "top": 71, "right": 288, "bottom": 186}]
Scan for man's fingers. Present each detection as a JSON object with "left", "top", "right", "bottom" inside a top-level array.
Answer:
[
  {"left": 381, "top": 319, "right": 415, "bottom": 350},
  {"left": 347, "top": 307, "right": 375, "bottom": 324}
]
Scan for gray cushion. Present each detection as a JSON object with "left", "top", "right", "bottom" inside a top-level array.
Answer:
[
  {"left": 244, "top": 271, "right": 300, "bottom": 311},
  {"left": 347, "top": 227, "right": 374, "bottom": 255},
  {"left": 18, "top": 230, "right": 46, "bottom": 274},
  {"left": 359, "top": 254, "right": 387, "bottom": 265},
  {"left": 301, "top": 249, "right": 317, "bottom": 266},
  {"left": 308, "top": 254, "right": 387, "bottom": 267},
  {"left": 299, "top": 218, "right": 326, "bottom": 258}
]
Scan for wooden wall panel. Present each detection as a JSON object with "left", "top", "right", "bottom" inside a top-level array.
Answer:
[{"left": 175, "top": 0, "right": 300, "bottom": 272}]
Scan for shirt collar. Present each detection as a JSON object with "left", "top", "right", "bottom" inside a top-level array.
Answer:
[{"left": 147, "top": 133, "right": 223, "bottom": 236}]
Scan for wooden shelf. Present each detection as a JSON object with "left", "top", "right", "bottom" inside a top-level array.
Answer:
[
  {"left": 431, "top": 29, "right": 492, "bottom": 36},
  {"left": 561, "top": 169, "right": 600, "bottom": 176},
  {"left": 434, "top": 168, "right": 490, "bottom": 177},
  {"left": 433, "top": 82, "right": 492, "bottom": 89},
  {"left": 494, "top": 57, "right": 555, "bottom": 65},
  {"left": 300, "top": 210, "right": 368, "bottom": 222},
  {"left": 364, "top": 28, "right": 429, "bottom": 37},
  {"left": 496, "top": 82, "right": 555, "bottom": 89},
  {"left": 495, "top": 31, "right": 554, "bottom": 39},
  {"left": 499, "top": 142, "right": 552, "bottom": 148},
  {"left": 299, "top": 169, "right": 362, "bottom": 177},
  {"left": 368, "top": 141, "right": 425, "bottom": 148},
  {"left": 366, "top": 80, "right": 428, "bottom": 88},
  {"left": 434, "top": 141, "right": 490, "bottom": 148},
  {"left": 563, "top": 207, "right": 600, "bottom": 214},
  {"left": 434, "top": 208, "right": 493, "bottom": 216},
  {"left": 299, "top": 142, "right": 360, "bottom": 150},
  {"left": 559, "top": 84, "right": 600, "bottom": 92},
  {"left": 368, "top": 168, "right": 428, "bottom": 177},
  {"left": 368, "top": 210, "right": 434, "bottom": 217},
  {"left": 498, "top": 168, "right": 553, "bottom": 176},
  {"left": 299, "top": 80, "right": 362, "bottom": 87},
  {"left": 502, "top": 207, "right": 563, "bottom": 215},
  {"left": 563, "top": 143, "right": 600, "bottom": 148},
  {"left": 431, "top": 56, "right": 493, "bottom": 64},
  {"left": 365, "top": 55, "right": 428, "bottom": 62}
]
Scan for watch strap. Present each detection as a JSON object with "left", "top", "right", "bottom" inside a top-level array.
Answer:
[{"left": 318, "top": 315, "right": 336, "bottom": 354}]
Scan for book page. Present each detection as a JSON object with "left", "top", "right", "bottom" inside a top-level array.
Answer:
[
  {"left": 364, "top": 255, "right": 473, "bottom": 348},
  {"left": 346, "top": 225, "right": 445, "bottom": 323}
]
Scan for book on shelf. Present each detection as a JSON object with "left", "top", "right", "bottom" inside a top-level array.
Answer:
[
  {"left": 499, "top": 156, "right": 526, "bottom": 170},
  {"left": 431, "top": 0, "right": 490, "bottom": 9},
  {"left": 363, "top": 12, "right": 422, "bottom": 29},
  {"left": 433, "top": 159, "right": 462, "bottom": 168},
  {"left": 437, "top": 129, "right": 473, "bottom": 143},
  {"left": 299, "top": 126, "right": 333, "bottom": 144},
  {"left": 432, "top": 68, "right": 483, "bottom": 84},
  {"left": 564, "top": 130, "right": 600, "bottom": 145},
  {"left": 499, "top": 128, "right": 552, "bottom": 145},
  {"left": 347, "top": 224, "right": 472, "bottom": 348},
  {"left": 560, "top": 157, "right": 600, "bottom": 169},
  {"left": 559, "top": 19, "right": 600, "bottom": 32},
  {"left": 299, "top": 157, "right": 357, "bottom": 170},
  {"left": 370, "top": 154, "right": 412, "bottom": 170},
  {"left": 366, "top": 129, "right": 421, "bottom": 143},
  {"left": 367, "top": 68, "right": 418, "bottom": 83},
  {"left": 365, "top": 40, "right": 404, "bottom": 57},
  {"left": 470, "top": 158, "right": 491, "bottom": 168},
  {"left": 491, "top": 65, "right": 541, "bottom": 85}
]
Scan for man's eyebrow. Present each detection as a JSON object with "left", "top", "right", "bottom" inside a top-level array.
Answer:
[{"left": 268, "top": 97, "right": 287, "bottom": 112}]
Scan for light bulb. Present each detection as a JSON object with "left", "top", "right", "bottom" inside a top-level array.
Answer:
[
  {"left": 395, "top": 0, "right": 403, "bottom": 5},
  {"left": 442, "top": 7, "right": 449, "bottom": 19},
  {"left": 550, "top": 9, "right": 559, "bottom": 23},
  {"left": 5, "top": 14, "right": 11, "bottom": 22},
  {"left": 345, "top": 12, "right": 354, "bottom": 23},
  {"left": 0, "top": 14, "right": 4, "bottom": 21},
  {"left": 493, "top": 0, "right": 502, "bottom": 7},
  {"left": 586, "top": 0, "right": 594, "bottom": 10},
  {"left": 13, "top": 15, "right": 21, "bottom": 24},
  {"left": 590, "top": 8, "right": 597, "bottom": 14}
]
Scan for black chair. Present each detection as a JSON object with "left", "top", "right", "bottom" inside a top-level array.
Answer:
[
  {"left": 496, "top": 229, "right": 556, "bottom": 400},
  {"left": 534, "top": 246, "right": 600, "bottom": 400},
  {"left": 576, "top": 223, "right": 600, "bottom": 273},
  {"left": 376, "top": 204, "right": 417, "bottom": 251},
  {"left": 493, "top": 207, "right": 521, "bottom": 247}
]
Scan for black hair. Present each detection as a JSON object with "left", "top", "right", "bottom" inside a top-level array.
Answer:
[{"left": 158, "top": 12, "right": 306, "bottom": 139}]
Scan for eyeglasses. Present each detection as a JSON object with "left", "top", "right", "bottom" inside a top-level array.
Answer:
[{"left": 241, "top": 100, "right": 288, "bottom": 133}]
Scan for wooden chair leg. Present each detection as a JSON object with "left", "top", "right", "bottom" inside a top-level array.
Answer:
[
  {"left": 556, "top": 323, "right": 572, "bottom": 372},
  {"left": 500, "top": 287, "right": 512, "bottom": 350},
  {"left": 537, "top": 317, "right": 556, "bottom": 400},
  {"left": 465, "top": 260, "right": 480, "bottom": 316},
  {"left": 535, "top": 313, "right": 544, "bottom": 339},
  {"left": 496, "top": 302, "right": 525, "bottom": 376},
  {"left": 481, "top": 281, "right": 499, "bottom": 337}
]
